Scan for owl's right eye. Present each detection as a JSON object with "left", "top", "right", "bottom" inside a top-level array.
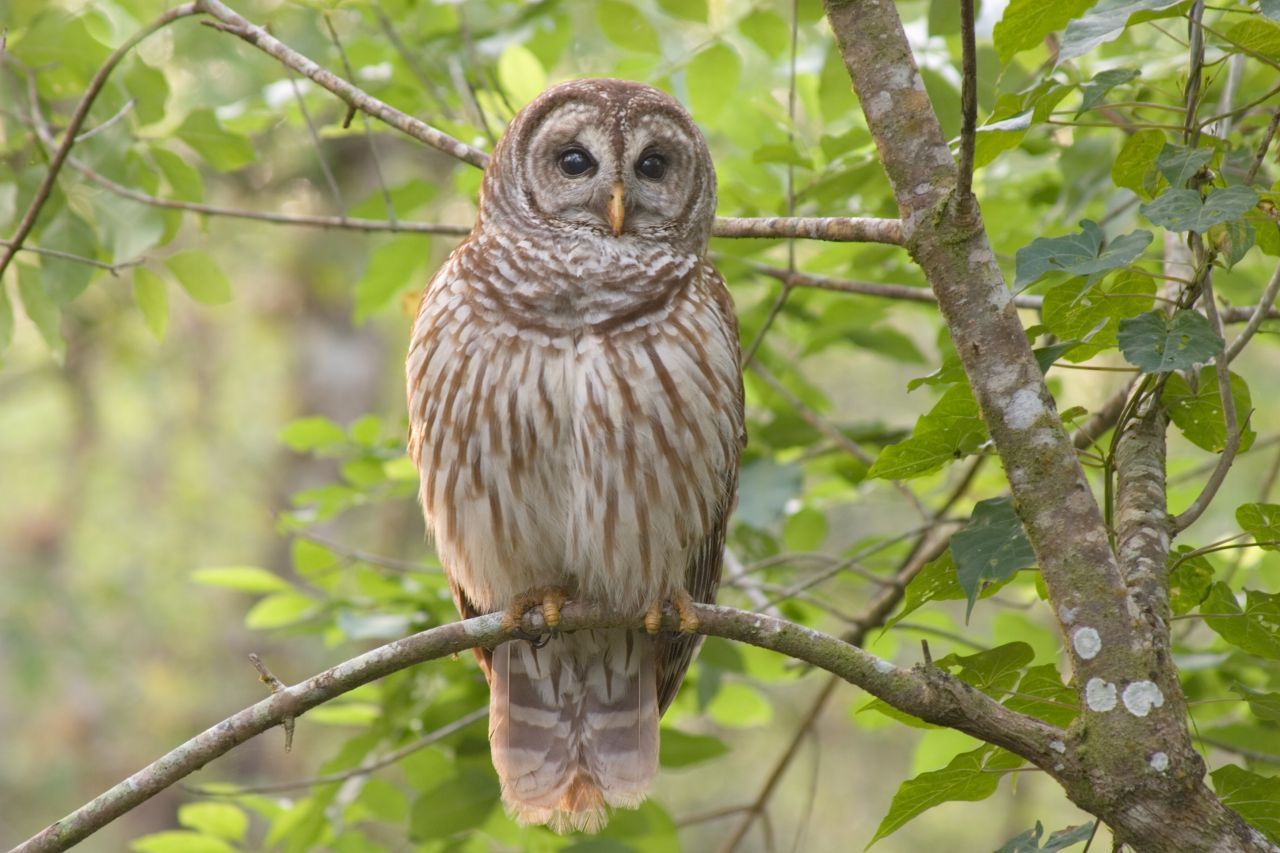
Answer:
[{"left": 558, "top": 148, "right": 596, "bottom": 177}]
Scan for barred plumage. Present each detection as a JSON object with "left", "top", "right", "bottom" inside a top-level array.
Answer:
[{"left": 406, "top": 79, "right": 743, "bottom": 832}]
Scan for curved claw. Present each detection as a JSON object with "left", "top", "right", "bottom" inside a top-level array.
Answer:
[{"left": 644, "top": 588, "right": 699, "bottom": 635}]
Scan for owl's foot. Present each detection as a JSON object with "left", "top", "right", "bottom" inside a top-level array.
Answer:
[
  {"left": 644, "top": 588, "right": 699, "bottom": 635},
  {"left": 500, "top": 586, "right": 571, "bottom": 634}
]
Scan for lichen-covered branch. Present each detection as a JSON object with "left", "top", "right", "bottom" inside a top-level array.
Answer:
[
  {"left": 10, "top": 604, "right": 1062, "bottom": 853},
  {"left": 712, "top": 216, "right": 903, "bottom": 244},
  {"left": 820, "top": 1, "right": 1267, "bottom": 849}
]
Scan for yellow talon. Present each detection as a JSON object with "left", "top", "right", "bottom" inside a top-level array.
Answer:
[
  {"left": 643, "top": 589, "right": 699, "bottom": 635},
  {"left": 501, "top": 586, "right": 571, "bottom": 633}
]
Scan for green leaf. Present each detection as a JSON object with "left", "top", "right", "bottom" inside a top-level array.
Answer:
[
  {"left": 1224, "top": 18, "right": 1280, "bottom": 61},
  {"left": 355, "top": 777, "right": 408, "bottom": 822},
  {"left": 706, "top": 681, "right": 772, "bottom": 727},
  {"left": 245, "top": 592, "right": 317, "bottom": 629},
  {"left": 176, "top": 109, "right": 255, "bottom": 171},
  {"left": 166, "top": 251, "right": 232, "bottom": 305},
  {"left": 191, "top": 566, "right": 293, "bottom": 594},
  {"left": 1237, "top": 503, "right": 1280, "bottom": 551},
  {"left": 1155, "top": 143, "right": 1213, "bottom": 189},
  {"left": 123, "top": 57, "right": 169, "bottom": 126},
  {"left": 995, "top": 820, "right": 1096, "bottom": 852},
  {"left": 937, "top": 642, "right": 1035, "bottom": 696},
  {"left": 1014, "top": 220, "right": 1152, "bottom": 291},
  {"left": 1209, "top": 218, "right": 1256, "bottom": 269},
  {"left": 1112, "top": 129, "right": 1166, "bottom": 197},
  {"left": 886, "top": 550, "right": 1018, "bottom": 629},
  {"left": 1117, "top": 309, "right": 1223, "bottom": 373},
  {"left": 1163, "top": 368, "right": 1256, "bottom": 453},
  {"left": 739, "top": 10, "right": 789, "bottom": 56},
  {"left": 993, "top": 0, "right": 1096, "bottom": 64},
  {"left": 309, "top": 702, "right": 381, "bottom": 725},
  {"left": 1042, "top": 270, "right": 1155, "bottom": 362},
  {"left": 39, "top": 212, "right": 98, "bottom": 303},
  {"left": 974, "top": 111, "right": 1032, "bottom": 169},
  {"left": 951, "top": 498, "right": 1037, "bottom": 619},
  {"left": 131, "top": 831, "right": 237, "bottom": 853},
  {"left": 1167, "top": 547, "right": 1214, "bottom": 616},
  {"left": 16, "top": 263, "right": 63, "bottom": 355},
  {"left": 596, "top": 1, "right": 660, "bottom": 54},
  {"left": 1059, "top": 0, "right": 1187, "bottom": 63},
  {"left": 783, "top": 507, "right": 827, "bottom": 552},
  {"left": 658, "top": 728, "right": 730, "bottom": 767},
  {"left": 496, "top": 44, "right": 546, "bottom": 108},
  {"left": 1201, "top": 582, "right": 1280, "bottom": 659},
  {"left": 133, "top": 268, "right": 168, "bottom": 338},
  {"left": 178, "top": 802, "right": 248, "bottom": 843},
  {"left": 870, "top": 745, "right": 1024, "bottom": 846},
  {"left": 688, "top": 43, "right": 741, "bottom": 121},
  {"left": 1231, "top": 684, "right": 1280, "bottom": 723},
  {"left": 736, "top": 459, "right": 802, "bottom": 528},
  {"left": 151, "top": 146, "right": 205, "bottom": 202},
  {"left": 657, "top": 0, "right": 706, "bottom": 22},
  {"left": 1212, "top": 765, "right": 1280, "bottom": 844},
  {"left": 867, "top": 384, "right": 987, "bottom": 480},
  {"left": 1077, "top": 68, "right": 1139, "bottom": 116},
  {"left": 409, "top": 767, "right": 498, "bottom": 840},
  {"left": 1004, "top": 664, "right": 1078, "bottom": 727},
  {"left": 279, "top": 416, "right": 348, "bottom": 452},
  {"left": 1141, "top": 186, "right": 1259, "bottom": 234},
  {"left": 0, "top": 276, "right": 13, "bottom": 356},
  {"left": 355, "top": 236, "right": 428, "bottom": 322}
]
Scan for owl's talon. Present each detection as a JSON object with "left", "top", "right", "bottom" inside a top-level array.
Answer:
[
  {"left": 501, "top": 586, "right": 571, "bottom": 634},
  {"left": 644, "top": 589, "right": 700, "bottom": 635}
]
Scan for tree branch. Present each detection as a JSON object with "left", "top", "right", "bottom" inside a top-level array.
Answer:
[
  {"left": 748, "top": 262, "right": 1044, "bottom": 308},
  {"left": 11, "top": 604, "right": 1064, "bottom": 853},
  {"left": 712, "top": 216, "right": 903, "bottom": 244},
  {"left": 1225, "top": 260, "right": 1280, "bottom": 363},
  {"left": 955, "top": 0, "right": 977, "bottom": 207},
  {"left": 193, "top": 0, "right": 489, "bottom": 168}
]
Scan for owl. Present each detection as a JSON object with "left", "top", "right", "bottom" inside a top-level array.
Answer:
[{"left": 406, "top": 78, "right": 744, "bottom": 833}]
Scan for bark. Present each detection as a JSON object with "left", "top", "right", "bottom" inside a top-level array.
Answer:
[
  {"left": 10, "top": 603, "right": 1061, "bottom": 853},
  {"left": 820, "top": 0, "right": 1269, "bottom": 849}
]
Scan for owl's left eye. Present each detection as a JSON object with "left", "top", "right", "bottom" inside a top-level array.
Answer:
[
  {"left": 635, "top": 152, "right": 667, "bottom": 181},
  {"left": 558, "top": 148, "right": 596, "bottom": 177}
]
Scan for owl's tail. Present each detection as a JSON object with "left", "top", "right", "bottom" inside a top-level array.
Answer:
[{"left": 489, "top": 628, "right": 659, "bottom": 833}]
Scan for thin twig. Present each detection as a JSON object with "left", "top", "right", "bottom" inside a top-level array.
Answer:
[
  {"left": 74, "top": 97, "right": 135, "bottom": 142},
  {"left": 323, "top": 13, "right": 394, "bottom": 224},
  {"left": 283, "top": 67, "right": 345, "bottom": 217},
  {"left": 747, "top": 262, "right": 1044, "bottom": 309},
  {"left": 0, "top": 240, "right": 144, "bottom": 276},
  {"left": 184, "top": 706, "right": 487, "bottom": 795},
  {"left": 1225, "top": 261, "right": 1280, "bottom": 363},
  {"left": 248, "top": 653, "right": 293, "bottom": 751},
  {"left": 1174, "top": 275, "right": 1242, "bottom": 532},
  {"left": 718, "top": 677, "right": 839, "bottom": 853},
  {"left": 1247, "top": 110, "right": 1280, "bottom": 185},
  {"left": 955, "top": 0, "right": 977, "bottom": 209}
]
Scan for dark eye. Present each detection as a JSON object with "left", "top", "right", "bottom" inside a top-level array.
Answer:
[
  {"left": 558, "top": 147, "right": 596, "bottom": 177},
  {"left": 636, "top": 152, "right": 667, "bottom": 180}
]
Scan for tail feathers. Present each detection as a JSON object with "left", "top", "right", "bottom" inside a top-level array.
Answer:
[{"left": 489, "top": 629, "right": 658, "bottom": 833}]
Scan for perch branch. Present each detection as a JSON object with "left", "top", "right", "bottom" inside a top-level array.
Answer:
[{"left": 10, "top": 604, "right": 1064, "bottom": 853}]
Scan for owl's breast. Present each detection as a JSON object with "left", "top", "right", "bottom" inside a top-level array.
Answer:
[{"left": 408, "top": 251, "right": 741, "bottom": 614}]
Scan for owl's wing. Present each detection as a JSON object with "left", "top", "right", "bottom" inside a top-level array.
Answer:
[
  {"left": 655, "top": 263, "right": 745, "bottom": 714},
  {"left": 407, "top": 250, "right": 495, "bottom": 680}
]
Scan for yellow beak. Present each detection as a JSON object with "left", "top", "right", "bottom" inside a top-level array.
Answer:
[{"left": 608, "top": 181, "right": 625, "bottom": 236}]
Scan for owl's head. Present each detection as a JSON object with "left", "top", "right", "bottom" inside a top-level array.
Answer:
[{"left": 478, "top": 79, "right": 716, "bottom": 254}]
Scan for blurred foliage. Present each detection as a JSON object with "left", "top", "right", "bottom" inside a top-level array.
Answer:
[{"left": 3, "top": 0, "right": 1280, "bottom": 850}]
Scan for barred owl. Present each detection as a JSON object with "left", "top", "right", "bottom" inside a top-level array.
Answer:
[{"left": 406, "top": 79, "right": 744, "bottom": 833}]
